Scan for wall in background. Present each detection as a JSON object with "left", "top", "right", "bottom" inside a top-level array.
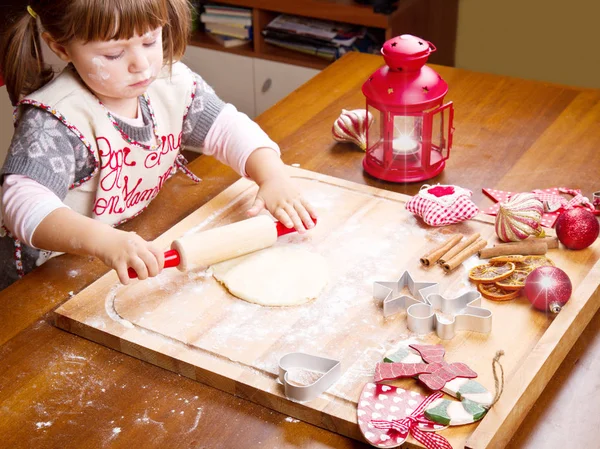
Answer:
[
  {"left": 455, "top": 0, "right": 600, "bottom": 88},
  {"left": 0, "top": 88, "right": 12, "bottom": 167}
]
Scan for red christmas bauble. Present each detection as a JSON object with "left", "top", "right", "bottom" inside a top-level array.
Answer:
[
  {"left": 555, "top": 208, "right": 599, "bottom": 250},
  {"left": 524, "top": 266, "right": 572, "bottom": 313}
]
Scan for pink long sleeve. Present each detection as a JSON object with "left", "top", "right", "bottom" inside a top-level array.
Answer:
[
  {"left": 201, "top": 104, "right": 280, "bottom": 177},
  {"left": 1, "top": 174, "right": 68, "bottom": 247}
]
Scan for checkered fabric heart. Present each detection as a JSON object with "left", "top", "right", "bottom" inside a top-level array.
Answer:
[{"left": 406, "top": 185, "right": 479, "bottom": 226}]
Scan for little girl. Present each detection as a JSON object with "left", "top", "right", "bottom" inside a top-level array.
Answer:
[{"left": 0, "top": 0, "right": 316, "bottom": 290}]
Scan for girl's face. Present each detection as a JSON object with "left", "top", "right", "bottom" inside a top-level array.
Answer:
[{"left": 62, "top": 27, "right": 164, "bottom": 110}]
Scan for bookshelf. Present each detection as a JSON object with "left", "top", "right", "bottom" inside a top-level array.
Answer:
[{"left": 189, "top": 0, "right": 459, "bottom": 70}]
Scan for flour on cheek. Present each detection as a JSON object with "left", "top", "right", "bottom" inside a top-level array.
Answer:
[{"left": 89, "top": 57, "right": 110, "bottom": 83}]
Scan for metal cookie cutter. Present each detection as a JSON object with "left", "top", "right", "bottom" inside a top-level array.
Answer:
[
  {"left": 408, "top": 290, "right": 492, "bottom": 340},
  {"left": 278, "top": 352, "right": 342, "bottom": 402},
  {"left": 374, "top": 271, "right": 438, "bottom": 318}
]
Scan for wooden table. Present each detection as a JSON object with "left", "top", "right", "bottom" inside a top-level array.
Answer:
[{"left": 1, "top": 52, "right": 598, "bottom": 449}]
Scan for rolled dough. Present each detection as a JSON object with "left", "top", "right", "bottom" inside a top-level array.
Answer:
[{"left": 210, "top": 246, "right": 328, "bottom": 306}]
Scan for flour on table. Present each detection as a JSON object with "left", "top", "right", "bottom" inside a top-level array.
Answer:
[{"left": 210, "top": 246, "right": 328, "bottom": 306}]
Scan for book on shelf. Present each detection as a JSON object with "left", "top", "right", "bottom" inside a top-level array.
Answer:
[
  {"left": 200, "top": 13, "right": 252, "bottom": 27},
  {"left": 205, "top": 22, "right": 252, "bottom": 40},
  {"left": 264, "top": 38, "right": 340, "bottom": 61},
  {"left": 203, "top": 4, "right": 252, "bottom": 18},
  {"left": 206, "top": 32, "right": 249, "bottom": 48},
  {"left": 265, "top": 14, "right": 365, "bottom": 48},
  {"left": 262, "top": 14, "right": 382, "bottom": 62},
  {"left": 262, "top": 29, "right": 338, "bottom": 50}
]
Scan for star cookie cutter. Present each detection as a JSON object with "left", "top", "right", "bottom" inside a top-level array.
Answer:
[
  {"left": 374, "top": 271, "right": 492, "bottom": 340},
  {"left": 374, "top": 271, "right": 439, "bottom": 318},
  {"left": 278, "top": 352, "right": 342, "bottom": 402}
]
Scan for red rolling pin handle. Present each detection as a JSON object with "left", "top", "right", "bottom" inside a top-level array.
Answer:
[
  {"left": 127, "top": 249, "right": 180, "bottom": 279},
  {"left": 275, "top": 216, "right": 317, "bottom": 237},
  {"left": 127, "top": 217, "right": 316, "bottom": 278}
]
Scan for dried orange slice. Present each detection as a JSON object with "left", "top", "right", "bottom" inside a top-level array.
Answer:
[
  {"left": 515, "top": 255, "right": 555, "bottom": 273},
  {"left": 489, "top": 255, "right": 525, "bottom": 264},
  {"left": 495, "top": 270, "right": 529, "bottom": 290},
  {"left": 468, "top": 262, "right": 515, "bottom": 283},
  {"left": 478, "top": 283, "right": 521, "bottom": 301}
]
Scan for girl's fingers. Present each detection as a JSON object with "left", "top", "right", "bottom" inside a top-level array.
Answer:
[
  {"left": 151, "top": 246, "right": 165, "bottom": 273},
  {"left": 140, "top": 249, "right": 161, "bottom": 278},
  {"left": 129, "top": 256, "right": 149, "bottom": 280},
  {"left": 274, "top": 207, "right": 294, "bottom": 229},
  {"left": 301, "top": 198, "right": 318, "bottom": 221},
  {"left": 116, "top": 263, "right": 132, "bottom": 285},
  {"left": 283, "top": 204, "right": 306, "bottom": 233},
  {"left": 295, "top": 200, "right": 315, "bottom": 230},
  {"left": 247, "top": 197, "right": 266, "bottom": 217}
]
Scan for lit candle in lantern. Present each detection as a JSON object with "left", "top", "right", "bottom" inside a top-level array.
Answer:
[{"left": 392, "top": 134, "right": 419, "bottom": 155}]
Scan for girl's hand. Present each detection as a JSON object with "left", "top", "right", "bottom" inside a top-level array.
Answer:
[
  {"left": 94, "top": 229, "right": 165, "bottom": 285},
  {"left": 247, "top": 176, "right": 317, "bottom": 233},
  {"left": 32, "top": 208, "right": 165, "bottom": 285}
]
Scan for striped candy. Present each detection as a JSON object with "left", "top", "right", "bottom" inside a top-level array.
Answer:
[
  {"left": 495, "top": 193, "right": 545, "bottom": 242},
  {"left": 331, "top": 108, "right": 373, "bottom": 151}
]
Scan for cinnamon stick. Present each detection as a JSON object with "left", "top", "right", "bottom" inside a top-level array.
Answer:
[
  {"left": 494, "top": 236, "right": 558, "bottom": 250},
  {"left": 420, "top": 234, "right": 463, "bottom": 266},
  {"left": 479, "top": 240, "right": 547, "bottom": 259},
  {"left": 438, "top": 233, "right": 481, "bottom": 265},
  {"left": 442, "top": 238, "right": 487, "bottom": 272}
]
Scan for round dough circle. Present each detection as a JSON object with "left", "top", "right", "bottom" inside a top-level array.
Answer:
[{"left": 210, "top": 246, "right": 328, "bottom": 306}]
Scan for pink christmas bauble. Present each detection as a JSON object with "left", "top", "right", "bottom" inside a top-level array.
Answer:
[
  {"left": 524, "top": 266, "right": 572, "bottom": 313},
  {"left": 555, "top": 208, "right": 599, "bottom": 250}
]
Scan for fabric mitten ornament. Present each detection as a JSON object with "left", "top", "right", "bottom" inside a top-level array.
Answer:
[
  {"left": 406, "top": 185, "right": 479, "bottom": 227},
  {"left": 377, "top": 344, "right": 491, "bottom": 426},
  {"left": 357, "top": 383, "right": 450, "bottom": 448}
]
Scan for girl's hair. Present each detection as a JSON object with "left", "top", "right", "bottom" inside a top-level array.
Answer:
[{"left": 0, "top": 0, "right": 191, "bottom": 105}]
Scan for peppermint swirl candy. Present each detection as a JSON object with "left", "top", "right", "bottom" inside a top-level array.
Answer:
[
  {"left": 495, "top": 193, "right": 545, "bottom": 242},
  {"left": 331, "top": 109, "right": 373, "bottom": 151}
]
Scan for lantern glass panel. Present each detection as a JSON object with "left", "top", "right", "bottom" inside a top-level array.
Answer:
[
  {"left": 366, "top": 104, "right": 384, "bottom": 164},
  {"left": 431, "top": 107, "right": 450, "bottom": 161}
]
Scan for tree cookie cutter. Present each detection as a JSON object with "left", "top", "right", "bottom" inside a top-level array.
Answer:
[
  {"left": 278, "top": 352, "right": 342, "bottom": 402},
  {"left": 374, "top": 271, "right": 492, "bottom": 339}
]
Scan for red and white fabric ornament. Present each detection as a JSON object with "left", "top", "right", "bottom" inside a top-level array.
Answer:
[
  {"left": 406, "top": 185, "right": 479, "bottom": 227},
  {"left": 483, "top": 187, "right": 597, "bottom": 228},
  {"left": 332, "top": 108, "right": 373, "bottom": 151},
  {"left": 357, "top": 383, "right": 450, "bottom": 448},
  {"left": 495, "top": 193, "right": 544, "bottom": 242}
]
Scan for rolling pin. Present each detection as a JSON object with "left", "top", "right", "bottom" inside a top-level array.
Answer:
[{"left": 128, "top": 215, "right": 314, "bottom": 278}]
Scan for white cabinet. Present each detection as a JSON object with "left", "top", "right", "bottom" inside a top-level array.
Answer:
[
  {"left": 253, "top": 59, "right": 320, "bottom": 117},
  {"left": 182, "top": 46, "right": 320, "bottom": 119},
  {"left": 182, "top": 46, "right": 256, "bottom": 117}
]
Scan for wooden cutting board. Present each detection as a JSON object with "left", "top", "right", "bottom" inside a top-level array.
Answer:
[{"left": 53, "top": 167, "right": 600, "bottom": 449}]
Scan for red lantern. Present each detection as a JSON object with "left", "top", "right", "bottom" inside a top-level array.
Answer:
[{"left": 362, "top": 35, "right": 454, "bottom": 182}]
